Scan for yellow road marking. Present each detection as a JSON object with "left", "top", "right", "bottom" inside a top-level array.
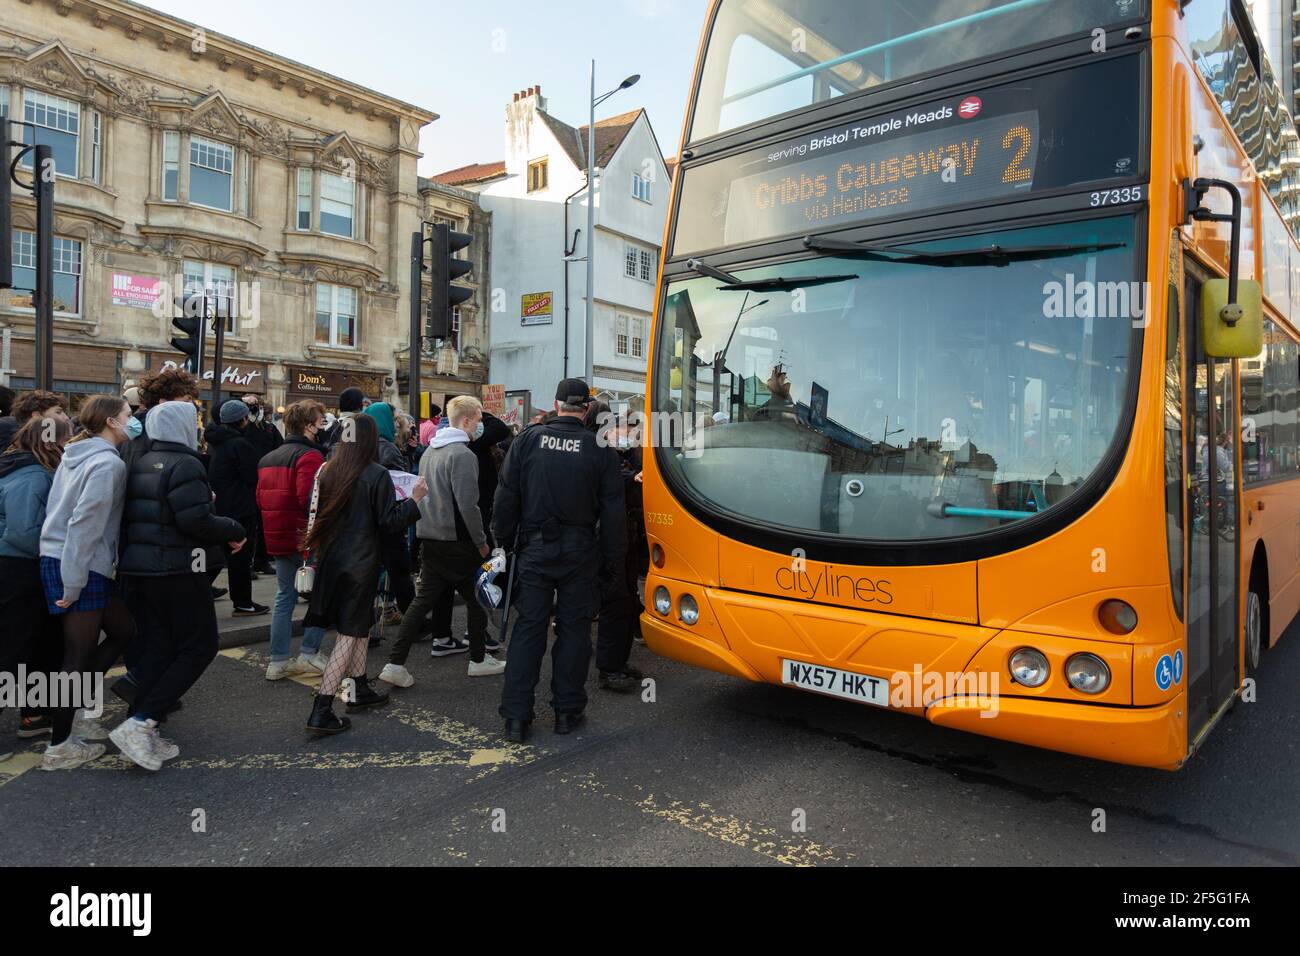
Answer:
[
  {"left": 563, "top": 772, "right": 851, "bottom": 866},
  {"left": 0, "top": 752, "right": 45, "bottom": 788},
  {"left": 219, "top": 646, "right": 537, "bottom": 771},
  {"left": 87, "top": 750, "right": 499, "bottom": 771}
]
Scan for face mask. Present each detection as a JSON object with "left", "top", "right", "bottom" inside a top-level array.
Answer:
[
  {"left": 617, "top": 436, "right": 630, "bottom": 449},
  {"left": 473, "top": 422, "right": 485, "bottom": 441},
  {"left": 124, "top": 416, "right": 144, "bottom": 440}
]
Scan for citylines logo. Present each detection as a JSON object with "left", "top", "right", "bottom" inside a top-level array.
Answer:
[{"left": 958, "top": 96, "right": 983, "bottom": 119}]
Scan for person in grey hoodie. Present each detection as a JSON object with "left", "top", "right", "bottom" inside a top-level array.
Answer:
[
  {"left": 38, "top": 395, "right": 137, "bottom": 770},
  {"left": 380, "top": 395, "right": 503, "bottom": 688}
]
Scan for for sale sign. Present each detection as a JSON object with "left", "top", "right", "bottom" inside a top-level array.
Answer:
[{"left": 111, "top": 274, "right": 163, "bottom": 310}]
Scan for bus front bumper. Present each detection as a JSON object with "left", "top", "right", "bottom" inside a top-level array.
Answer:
[{"left": 641, "top": 610, "right": 1187, "bottom": 770}]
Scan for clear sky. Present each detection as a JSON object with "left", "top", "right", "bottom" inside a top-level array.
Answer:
[{"left": 133, "top": 0, "right": 711, "bottom": 175}]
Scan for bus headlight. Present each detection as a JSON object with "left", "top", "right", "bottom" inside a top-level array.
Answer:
[
  {"left": 1009, "top": 647, "right": 1050, "bottom": 687},
  {"left": 1066, "top": 654, "right": 1111, "bottom": 695},
  {"left": 679, "top": 594, "right": 699, "bottom": 625},
  {"left": 653, "top": 587, "right": 672, "bottom": 616}
]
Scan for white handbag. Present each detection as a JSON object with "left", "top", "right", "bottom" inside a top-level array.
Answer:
[{"left": 296, "top": 465, "right": 324, "bottom": 597}]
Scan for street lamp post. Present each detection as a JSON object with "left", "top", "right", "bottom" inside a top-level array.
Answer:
[{"left": 584, "top": 62, "right": 640, "bottom": 389}]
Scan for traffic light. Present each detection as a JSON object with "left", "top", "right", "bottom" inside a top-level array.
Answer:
[
  {"left": 427, "top": 223, "right": 473, "bottom": 340},
  {"left": 170, "top": 294, "right": 207, "bottom": 375}
]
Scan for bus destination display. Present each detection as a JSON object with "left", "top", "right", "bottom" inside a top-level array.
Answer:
[
  {"left": 723, "top": 108, "right": 1040, "bottom": 245},
  {"left": 673, "top": 54, "right": 1143, "bottom": 256}
]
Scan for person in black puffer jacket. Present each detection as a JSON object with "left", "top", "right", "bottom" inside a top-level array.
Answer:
[
  {"left": 205, "top": 401, "right": 267, "bottom": 616},
  {"left": 111, "top": 400, "right": 247, "bottom": 771}
]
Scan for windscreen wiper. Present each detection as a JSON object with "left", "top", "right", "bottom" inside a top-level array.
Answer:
[
  {"left": 804, "top": 235, "right": 1126, "bottom": 267},
  {"left": 687, "top": 257, "right": 857, "bottom": 292}
]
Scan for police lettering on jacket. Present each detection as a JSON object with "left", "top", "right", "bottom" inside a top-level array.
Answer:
[{"left": 540, "top": 435, "right": 582, "bottom": 453}]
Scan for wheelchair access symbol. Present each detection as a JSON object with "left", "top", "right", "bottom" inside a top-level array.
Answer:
[{"left": 1155, "top": 655, "right": 1174, "bottom": 692}]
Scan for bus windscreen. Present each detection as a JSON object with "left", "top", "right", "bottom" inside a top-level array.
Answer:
[
  {"left": 690, "top": 0, "right": 1145, "bottom": 142},
  {"left": 674, "top": 54, "right": 1143, "bottom": 257}
]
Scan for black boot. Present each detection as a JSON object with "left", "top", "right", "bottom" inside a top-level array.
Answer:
[
  {"left": 346, "top": 675, "right": 390, "bottom": 712},
  {"left": 307, "top": 695, "right": 351, "bottom": 736},
  {"left": 503, "top": 718, "right": 531, "bottom": 743},
  {"left": 554, "top": 712, "right": 585, "bottom": 735}
]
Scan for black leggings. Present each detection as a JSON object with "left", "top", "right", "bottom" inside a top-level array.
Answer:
[{"left": 52, "top": 596, "right": 135, "bottom": 745}]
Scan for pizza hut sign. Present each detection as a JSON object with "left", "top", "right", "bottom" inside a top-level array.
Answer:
[{"left": 153, "top": 357, "right": 267, "bottom": 395}]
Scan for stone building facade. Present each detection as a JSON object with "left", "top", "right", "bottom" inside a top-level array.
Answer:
[{"left": 0, "top": 0, "right": 491, "bottom": 414}]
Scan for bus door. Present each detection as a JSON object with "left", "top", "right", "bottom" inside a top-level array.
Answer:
[{"left": 1184, "top": 265, "right": 1242, "bottom": 738}]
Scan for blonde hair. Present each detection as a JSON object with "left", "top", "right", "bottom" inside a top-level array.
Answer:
[{"left": 446, "top": 395, "right": 482, "bottom": 428}]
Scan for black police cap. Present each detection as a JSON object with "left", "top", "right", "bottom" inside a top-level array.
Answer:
[{"left": 555, "top": 377, "right": 594, "bottom": 406}]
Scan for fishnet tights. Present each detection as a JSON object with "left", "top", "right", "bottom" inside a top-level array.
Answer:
[{"left": 319, "top": 634, "right": 369, "bottom": 698}]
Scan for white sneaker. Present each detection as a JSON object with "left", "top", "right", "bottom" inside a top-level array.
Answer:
[
  {"left": 378, "top": 663, "right": 414, "bottom": 688},
  {"left": 266, "top": 658, "right": 314, "bottom": 681},
  {"left": 109, "top": 718, "right": 163, "bottom": 771},
  {"left": 72, "top": 711, "right": 110, "bottom": 741},
  {"left": 300, "top": 651, "right": 329, "bottom": 673},
  {"left": 40, "top": 737, "right": 106, "bottom": 771},
  {"left": 467, "top": 654, "right": 507, "bottom": 678},
  {"left": 150, "top": 728, "right": 180, "bottom": 762}
]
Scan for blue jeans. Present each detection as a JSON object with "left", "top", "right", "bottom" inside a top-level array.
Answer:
[{"left": 270, "top": 556, "right": 324, "bottom": 662}]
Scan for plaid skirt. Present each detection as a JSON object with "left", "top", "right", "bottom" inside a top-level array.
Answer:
[{"left": 40, "top": 556, "right": 114, "bottom": 615}]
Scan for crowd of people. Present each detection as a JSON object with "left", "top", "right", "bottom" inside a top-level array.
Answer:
[{"left": 0, "top": 369, "right": 648, "bottom": 769}]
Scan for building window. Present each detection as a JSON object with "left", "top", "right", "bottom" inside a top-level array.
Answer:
[
  {"left": 189, "top": 135, "right": 234, "bottom": 211},
  {"left": 616, "top": 313, "right": 630, "bottom": 356},
  {"left": 527, "top": 158, "right": 548, "bottom": 192},
  {"left": 296, "top": 168, "right": 312, "bottom": 230},
  {"left": 616, "top": 313, "right": 646, "bottom": 358},
  {"left": 21, "top": 90, "right": 79, "bottom": 178},
  {"left": 631, "top": 314, "right": 645, "bottom": 357},
  {"left": 320, "top": 171, "right": 355, "bottom": 238},
  {"left": 632, "top": 172, "right": 652, "bottom": 203},
  {"left": 183, "top": 260, "right": 237, "bottom": 333},
  {"left": 90, "top": 111, "right": 102, "bottom": 184},
  {"left": 9, "top": 230, "right": 82, "bottom": 315},
  {"left": 162, "top": 131, "right": 180, "bottom": 201},
  {"left": 315, "top": 283, "right": 357, "bottom": 348},
  {"left": 624, "top": 243, "right": 656, "bottom": 282}
]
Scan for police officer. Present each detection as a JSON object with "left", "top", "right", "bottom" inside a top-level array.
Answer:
[{"left": 493, "top": 378, "right": 626, "bottom": 742}]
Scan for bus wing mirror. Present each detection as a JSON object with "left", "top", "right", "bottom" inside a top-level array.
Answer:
[{"left": 1202, "top": 278, "right": 1263, "bottom": 358}]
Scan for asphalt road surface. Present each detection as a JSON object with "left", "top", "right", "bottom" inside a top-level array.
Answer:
[{"left": 2, "top": 606, "right": 1297, "bottom": 867}]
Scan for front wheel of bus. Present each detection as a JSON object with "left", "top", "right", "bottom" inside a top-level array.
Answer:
[{"left": 1245, "top": 587, "right": 1264, "bottom": 678}]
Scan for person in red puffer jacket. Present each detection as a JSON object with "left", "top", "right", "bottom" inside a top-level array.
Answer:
[{"left": 255, "top": 400, "right": 328, "bottom": 681}]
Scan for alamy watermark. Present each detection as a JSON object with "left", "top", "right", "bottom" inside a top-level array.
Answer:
[
  {"left": 0, "top": 666, "right": 103, "bottom": 718},
  {"left": 1043, "top": 274, "right": 1151, "bottom": 328}
]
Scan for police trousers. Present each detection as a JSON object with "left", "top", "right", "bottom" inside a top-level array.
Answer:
[{"left": 499, "top": 527, "right": 599, "bottom": 722}]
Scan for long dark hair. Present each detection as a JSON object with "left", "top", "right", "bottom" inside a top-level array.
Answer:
[
  {"left": 303, "top": 413, "right": 378, "bottom": 556},
  {"left": 3, "top": 415, "right": 72, "bottom": 469}
]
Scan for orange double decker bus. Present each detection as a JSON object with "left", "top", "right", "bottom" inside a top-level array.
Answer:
[{"left": 641, "top": 0, "right": 1300, "bottom": 768}]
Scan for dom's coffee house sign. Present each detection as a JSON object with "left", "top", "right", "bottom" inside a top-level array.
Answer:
[
  {"left": 287, "top": 366, "right": 384, "bottom": 403},
  {"left": 144, "top": 355, "right": 267, "bottom": 394}
]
